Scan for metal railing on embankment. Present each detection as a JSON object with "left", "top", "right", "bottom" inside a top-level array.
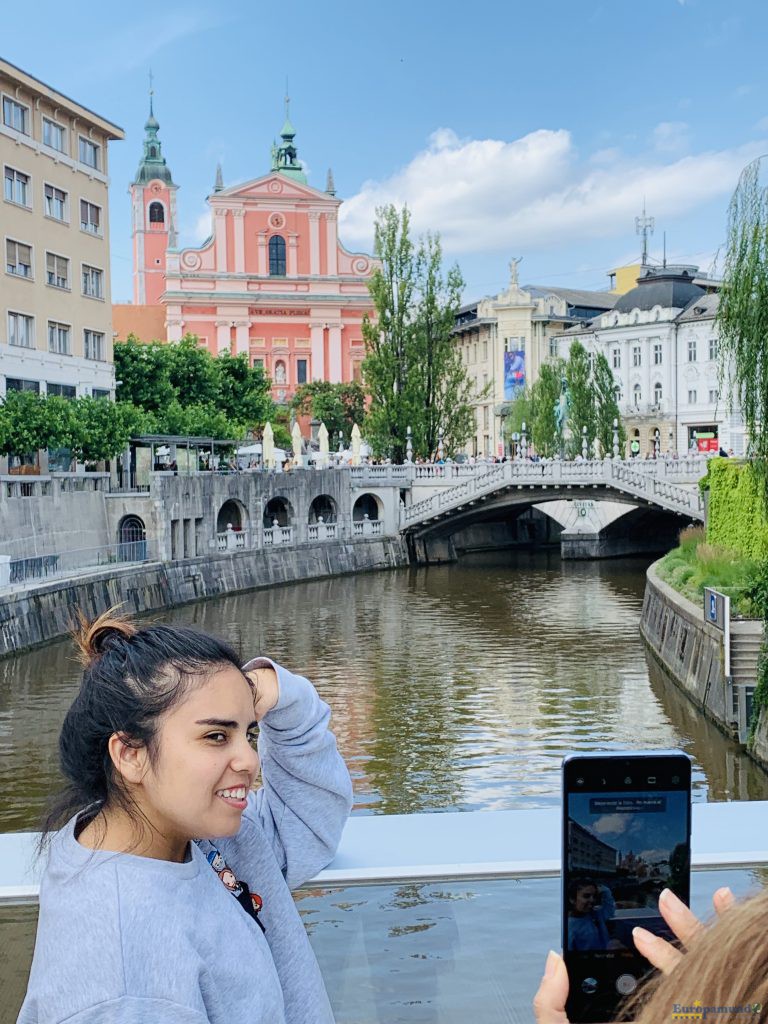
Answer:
[{"left": 1, "top": 541, "right": 151, "bottom": 588}]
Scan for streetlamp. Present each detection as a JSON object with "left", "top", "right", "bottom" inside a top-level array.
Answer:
[
  {"left": 406, "top": 425, "right": 413, "bottom": 464},
  {"left": 521, "top": 420, "right": 527, "bottom": 459},
  {"left": 511, "top": 432, "right": 520, "bottom": 459},
  {"left": 437, "top": 429, "right": 444, "bottom": 462},
  {"left": 612, "top": 418, "right": 620, "bottom": 459},
  {"left": 581, "top": 426, "right": 588, "bottom": 460}
]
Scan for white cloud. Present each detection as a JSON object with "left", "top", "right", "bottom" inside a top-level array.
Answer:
[
  {"left": 338, "top": 126, "right": 764, "bottom": 258},
  {"left": 652, "top": 121, "right": 690, "bottom": 154},
  {"left": 591, "top": 814, "right": 629, "bottom": 835}
]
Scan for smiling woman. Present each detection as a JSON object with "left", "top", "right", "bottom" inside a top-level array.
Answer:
[{"left": 17, "top": 609, "right": 353, "bottom": 1024}]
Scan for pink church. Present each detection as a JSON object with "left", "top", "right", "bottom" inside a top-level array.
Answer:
[{"left": 120, "top": 101, "right": 376, "bottom": 403}]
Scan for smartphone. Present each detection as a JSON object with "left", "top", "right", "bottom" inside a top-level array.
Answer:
[{"left": 562, "top": 750, "right": 692, "bottom": 1023}]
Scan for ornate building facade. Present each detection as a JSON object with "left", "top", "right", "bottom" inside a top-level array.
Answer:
[{"left": 114, "top": 103, "right": 376, "bottom": 404}]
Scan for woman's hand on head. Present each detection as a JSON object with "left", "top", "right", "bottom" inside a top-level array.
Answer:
[
  {"left": 533, "top": 887, "right": 735, "bottom": 1024},
  {"left": 246, "top": 667, "right": 280, "bottom": 720}
]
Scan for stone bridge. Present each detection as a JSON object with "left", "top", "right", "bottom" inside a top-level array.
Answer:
[{"left": 399, "top": 457, "right": 706, "bottom": 562}]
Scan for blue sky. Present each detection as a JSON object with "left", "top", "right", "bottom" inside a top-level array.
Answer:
[{"left": 5, "top": 0, "right": 768, "bottom": 302}]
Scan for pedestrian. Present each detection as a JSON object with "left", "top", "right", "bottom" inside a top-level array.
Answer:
[{"left": 19, "top": 609, "right": 352, "bottom": 1023}]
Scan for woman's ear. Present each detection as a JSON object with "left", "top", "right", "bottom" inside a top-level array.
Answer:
[{"left": 107, "top": 732, "right": 149, "bottom": 786}]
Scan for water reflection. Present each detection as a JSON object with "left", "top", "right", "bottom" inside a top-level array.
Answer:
[{"left": 2, "top": 552, "right": 768, "bottom": 834}]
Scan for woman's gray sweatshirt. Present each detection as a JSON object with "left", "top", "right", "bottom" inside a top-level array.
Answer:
[{"left": 18, "top": 659, "right": 353, "bottom": 1024}]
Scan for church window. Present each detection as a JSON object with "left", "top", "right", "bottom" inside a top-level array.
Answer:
[
  {"left": 269, "top": 235, "right": 286, "bottom": 276},
  {"left": 149, "top": 201, "right": 164, "bottom": 224},
  {"left": 297, "top": 358, "right": 308, "bottom": 385},
  {"left": 149, "top": 145, "right": 157, "bottom": 158},
  {"left": 633, "top": 383, "right": 642, "bottom": 408}
]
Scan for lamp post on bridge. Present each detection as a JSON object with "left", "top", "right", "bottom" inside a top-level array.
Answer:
[
  {"left": 406, "top": 426, "right": 413, "bottom": 465},
  {"left": 437, "top": 429, "right": 444, "bottom": 463},
  {"left": 612, "top": 418, "right": 620, "bottom": 459},
  {"left": 668, "top": 425, "right": 675, "bottom": 458},
  {"left": 521, "top": 421, "right": 527, "bottom": 460},
  {"left": 581, "top": 426, "right": 588, "bottom": 460}
]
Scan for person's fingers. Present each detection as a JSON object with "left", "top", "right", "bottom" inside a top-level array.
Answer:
[
  {"left": 658, "top": 888, "right": 705, "bottom": 946},
  {"left": 533, "top": 950, "right": 570, "bottom": 1024},
  {"left": 713, "top": 886, "right": 735, "bottom": 916},
  {"left": 633, "top": 926, "right": 683, "bottom": 974}
]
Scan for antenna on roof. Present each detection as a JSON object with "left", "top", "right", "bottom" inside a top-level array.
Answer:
[{"left": 635, "top": 198, "right": 655, "bottom": 266}]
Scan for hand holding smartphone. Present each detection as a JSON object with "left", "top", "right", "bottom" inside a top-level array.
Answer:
[{"left": 562, "top": 751, "right": 692, "bottom": 1023}]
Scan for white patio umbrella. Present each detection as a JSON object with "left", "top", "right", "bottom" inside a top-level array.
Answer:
[
  {"left": 351, "top": 423, "right": 362, "bottom": 466},
  {"left": 318, "top": 423, "right": 329, "bottom": 469},
  {"left": 291, "top": 422, "right": 303, "bottom": 464},
  {"left": 262, "top": 422, "right": 275, "bottom": 469}
]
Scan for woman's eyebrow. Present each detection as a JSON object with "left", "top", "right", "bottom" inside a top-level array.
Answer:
[{"left": 195, "top": 718, "right": 259, "bottom": 729}]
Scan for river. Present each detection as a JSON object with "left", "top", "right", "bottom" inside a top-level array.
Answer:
[{"left": 1, "top": 552, "right": 766, "bottom": 1022}]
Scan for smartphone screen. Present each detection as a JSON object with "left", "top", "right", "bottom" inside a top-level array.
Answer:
[{"left": 562, "top": 751, "right": 692, "bottom": 1023}]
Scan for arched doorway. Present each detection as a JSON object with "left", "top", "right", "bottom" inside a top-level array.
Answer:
[
  {"left": 352, "top": 494, "right": 381, "bottom": 521},
  {"left": 117, "top": 515, "right": 147, "bottom": 562},
  {"left": 309, "top": 494, "right": 337, "bottom": 524},
  {"left": 263, "top": 497, "right": 293, "bottom": 528},
  {"left": 216, "top": 499, "right": 247, "bottom": 533}
]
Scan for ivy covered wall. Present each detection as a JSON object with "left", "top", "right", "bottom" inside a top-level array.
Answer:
[{"left": 706, "top": 458, "right": 768, "bottom": 559}]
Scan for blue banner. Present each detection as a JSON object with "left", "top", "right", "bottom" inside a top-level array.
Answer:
[{"left": 504, "top": 350, "right": 525, "bottom": 401}]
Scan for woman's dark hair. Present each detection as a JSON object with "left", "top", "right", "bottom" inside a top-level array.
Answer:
[{"left": 39, "top": 606, "right": 249, "bottom": 851}]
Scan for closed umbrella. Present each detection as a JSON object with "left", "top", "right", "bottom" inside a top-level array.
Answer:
[
  {"left": 291, "top": 422, "right": 303, "bottom": 466},
  {"left": 351, "top": 423, "right": 362, "bottom": 466},
  {"left": 318, "top": 423, "right": 329, "bottom": 469},
  {"left": 263, "top": 422, "right": 275, "bottom": 469}
]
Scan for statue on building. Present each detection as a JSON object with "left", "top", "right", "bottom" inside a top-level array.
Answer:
[
  {"left": 274, "top": 361, "right": 287, "bottom": 384},
  {"left": 509, "top": 256, "right": 523, "bottom": 289}
]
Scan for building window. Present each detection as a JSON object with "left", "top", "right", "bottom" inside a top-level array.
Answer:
[
  {"left": 82, "top": 264, "right": 104, "bottom": 299},
  {"left": 709, "top": 388, "right": 719, "bottom": 403},
  {"left": 352, "top": 361, "right": 362, "bottom": 382},
  {"left": 653, "top": 382, "right": 663, "bottom": 405},
  {"left": 6, "top": 376, "right": 39, "bottom": 393},
  {"left": 473, "top": 343, "right": 477, "bottom": 362},
  {"left": 44, "top": 183, "right": 67, "bottom": 221},
  {"left": 80, "top": 199, "right": 101, "bottom": 234},
  {"left": 688, "top": 339, "right": 697, "bottom": 362},
  {"left": 633, "top": 384, "right": 642, "bottom": 408},
  {"left": 6, "top": 239, "right": 32, "bottom": 278},
  {"left": 632, "top": 345, "right": 641, "bottom": 368},
  {"left": 8, "top": 312, "right": 34, "bottom": 348},
  {"left": 149, "top": 201, "right": 164, "bottom": 224},
  {"left": 48, "top": 321, "right": 71, "bottom": 355},
  {"left": 2, "top": 96, "right": 29, "bottom": 134},
  {"left": 549, "top": 337, "right": 558, "bottom": 358},
  {"left": 482, "top": 338, "right": 488, "bottom": 361},
  {"left": 688, "top": 389, "right": 697, "bottom": 404},
  {"left": 46, "top": 383, "right": 76, "bottom": 399},
  {"left": 268, "top": 235, "right": 286, "bottom": 276},
  {"left": 483, "top": 406, "right": 490, "bottom": 430},
  {"left": 4, "top": 166, "right": 30, "bottom": 206},
  {"left": 252, "top": 357, "right": 264, "bottom": 369},
  {"left": 78, "top": 136, "right": 100, "bottom": 170},
  {"left": 46, "top": 252, "right": 69, "bottom": 289},
  {"left": 42, "top": 118, "right": 66, "bottom": 152},
  {"left": 614, "top": 385, "right": 622, "bottom": 404},
  {"left": 296, "top": 358, "right": 307, "bottom": 385},
  {"left": 612, "top": 347, "right": 621, "bottom": 369},
  {"left": 92, "top": 388, "right": 110, "bottom": 400},
  {"left": 84, "top": 329, "right": 105, "bottom": 361},
  {"left": 709, "top": 337, "right": 718, "bottom": 361},
  {"left": 653, "top": 342, "right": 662, "bottom": 365}
]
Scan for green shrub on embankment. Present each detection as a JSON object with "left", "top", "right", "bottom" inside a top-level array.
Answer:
[
  {"left": 705, "top": 458, "right": 768, "bottom": 559},
  {"left": 656, "top": 525, "right": 759, "bottom": 617}
]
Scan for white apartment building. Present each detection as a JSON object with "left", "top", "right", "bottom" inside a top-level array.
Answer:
[
  {"left": 553, "top": 266, "right": 744, "bottom": 456},
  {"left": 0, "top": 58, "right": 124, "bottom": 469}
]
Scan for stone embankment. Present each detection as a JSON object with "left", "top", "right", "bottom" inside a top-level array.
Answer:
[
  {"left": 641, "top": 560, "right": 768, "bottom": 769},
  {"left": 0, "top": 537, "right": 408, "bottom": 658}
]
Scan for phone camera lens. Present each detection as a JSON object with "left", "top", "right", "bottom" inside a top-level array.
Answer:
[
  {"left": 576, "top": 777, "right": 585, "bottom": 786},
  {"left": 624, "top": 776, "right": 632, "bottom": 785},
  {"left": 672, "top": 775, "right": 680, "bottom": 784}
]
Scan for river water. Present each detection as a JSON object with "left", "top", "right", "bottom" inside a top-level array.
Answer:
[{"left": 2, "top": 551, "right": 767, "bottom": 1022}]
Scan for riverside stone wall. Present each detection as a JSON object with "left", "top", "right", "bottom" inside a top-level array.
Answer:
[
  {"left": 0, "top": 537, "right": 409, "bottom": 658},
  {"left": 640, "top": 560, "right": 768, "bottom": 768}
]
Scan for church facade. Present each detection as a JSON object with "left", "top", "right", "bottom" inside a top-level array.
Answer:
[{"left": 115, "top": 103, "right": 376, "bottom": 403}]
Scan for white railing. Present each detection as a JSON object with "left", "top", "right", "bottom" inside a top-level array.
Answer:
[
  {"left": 263, "top": 526, "right": 294, "bottom": 547},
  {"left": 308, "top": 522, "right": 338, "bottom": 542},
  {"left": 353, "top": 518, "right": 384, "bottom": 537},
  {"left": 2, "top": 801, "right": 766, "bottom": 905},
  {"left": 216, "top": 529, "right": 248, "bottom": 552}
]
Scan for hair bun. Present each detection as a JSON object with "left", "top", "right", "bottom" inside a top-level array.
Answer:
[{"left": 72, "top": 606, "right": 137, "bottom": 664}]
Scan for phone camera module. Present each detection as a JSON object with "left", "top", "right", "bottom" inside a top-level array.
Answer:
[
  {"left": 576, "top": 777, "right": 585, "bottom": 786},
  {"left": 624, "top": 776, "right": 632, "bottom": 785},
  {"left": 672, "top": 775, "right": 680, "bottom": 784}
]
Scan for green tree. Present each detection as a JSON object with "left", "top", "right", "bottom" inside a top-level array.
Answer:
[
  {"left": 362, "top": 205, "right": 477, "bottom": 460},
  {"left": 215, "top": 352, "right": 274, "bottom": 429},
  {"left": 291, "top": 381, "right": 366, "bottom": 443},
  {"left": 114, "top": 336, "right": 175, "bottom": 413},
  {"left": 593, "top": 353, "right": 625, "bottom": 456},
  {"left": 717, "top": 156, "right": 768, "bottom": 507},
  {"left": 565, "top": 341, "right": 596, "bottom": 457},
  {"left": 167, "top": 334, "right": 219, "bottom": 408},
  {"left": 361, "top": 205, "right": 417, "bottom": 462},
  {"left": 530, "top": 360, "right": 565, "bottom": 457},
  {"left": 0, "top": 390, "right": 57, "bottom": 457}
]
